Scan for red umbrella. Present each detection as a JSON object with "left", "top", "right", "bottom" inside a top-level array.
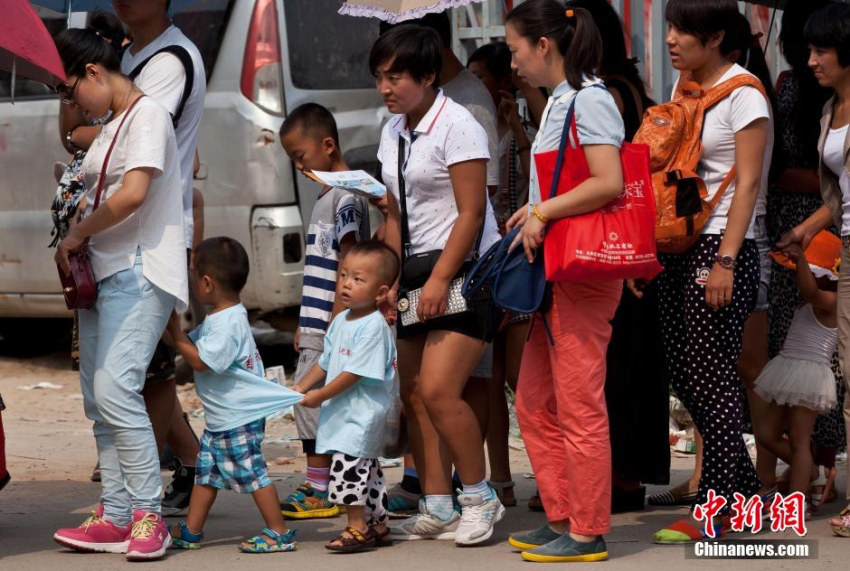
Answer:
[{"left": 0, "top": 0, "right": 66, "bottom": 100}]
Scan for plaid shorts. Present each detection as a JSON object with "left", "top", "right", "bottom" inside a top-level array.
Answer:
[{"left": 195, "top": 419, "right": 271, "bottom": 493}]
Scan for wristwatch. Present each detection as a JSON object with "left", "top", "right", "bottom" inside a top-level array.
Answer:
[
  {"left": 65, "top": 126, "right": 79, "bottom": 150},
  {"left": 714, "top": 254, "right": 736, "bottom": 270}
]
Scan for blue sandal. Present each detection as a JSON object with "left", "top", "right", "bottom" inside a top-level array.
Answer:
[
  {"left": 239, "top": 528, "right": 297, "bottom": 553},
  {"left": 171, "top": 520, "right": 204, "bottom": 549}
]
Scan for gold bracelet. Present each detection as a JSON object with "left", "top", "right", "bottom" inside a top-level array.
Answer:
[{"left": 531, "top": 204, "right": 548, "bottom": 224}]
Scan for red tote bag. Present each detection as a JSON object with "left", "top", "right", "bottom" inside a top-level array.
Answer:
[{"left": 535, "top": 97, "right": 662, "bottom": 282}]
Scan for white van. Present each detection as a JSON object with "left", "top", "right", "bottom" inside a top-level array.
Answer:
[{"left": 0, "top": 0, "right": 388, "bottom": 330}]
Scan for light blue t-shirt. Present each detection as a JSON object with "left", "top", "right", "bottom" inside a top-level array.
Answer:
[
  {"left": 189, "top": 303, "right": 303, "bottom": 432},
  {"left": 315, "top": 310, "right": 397, "bottom": 459}
]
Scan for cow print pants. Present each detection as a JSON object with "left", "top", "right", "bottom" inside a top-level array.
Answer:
[{"left": 328, "top": 453, "right": 388, "bottom": 525}]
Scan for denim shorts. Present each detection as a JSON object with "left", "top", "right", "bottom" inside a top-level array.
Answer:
[{"left": 754, "top": 215, "right": 771, "bottom": 312}]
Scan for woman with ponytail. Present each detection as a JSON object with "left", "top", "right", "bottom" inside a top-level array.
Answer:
[{"left": 503, "top": 0, "right": 625, "bottom": 562}]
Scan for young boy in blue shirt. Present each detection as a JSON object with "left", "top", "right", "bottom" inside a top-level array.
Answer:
[
  {"left": 294, "top": 240, "right": 399, "bottom": 553},
  {"left": 166, "top": 237, "right": 303, "bottom": 553},
  {"left": 279, "top": 103, "right": 370, "bottom": 518}
]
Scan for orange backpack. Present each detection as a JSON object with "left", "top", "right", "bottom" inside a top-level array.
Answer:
[{"left": 633, "top": 74, "right": 768, "bottom": 254}]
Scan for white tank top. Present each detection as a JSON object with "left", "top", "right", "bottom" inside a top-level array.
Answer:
[{"left": 780, "top": 304, "right": 838, "bottom": 364}]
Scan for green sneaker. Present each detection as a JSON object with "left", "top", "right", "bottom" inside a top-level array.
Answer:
[
  {"left": 508, "top": 525, "right": 563, "bottom": 550},
  {"left": 280, "top": 482, "right": 340, "bottom": 519},
  {"left": 521, "top": 534, "right": 608, "bottom": 563}
]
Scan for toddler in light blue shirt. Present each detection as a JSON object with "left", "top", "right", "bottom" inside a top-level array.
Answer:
[
  {"left": 167, "top": 237, "right": 302, "bottom": 554},
  {"left": 295, "top": 240, "right": 400, "bottom": 553}
]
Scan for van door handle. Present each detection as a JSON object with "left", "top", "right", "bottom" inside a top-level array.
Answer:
[{"left": 258, "top": 128, "right": 276, "bottom": 146}]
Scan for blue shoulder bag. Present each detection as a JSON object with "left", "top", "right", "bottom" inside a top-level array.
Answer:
[{"left": 462, "top": 91, "right": 582, "bottom": 338}]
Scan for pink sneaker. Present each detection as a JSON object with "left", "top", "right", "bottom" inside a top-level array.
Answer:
[
  {"left": 126, "top": 510, "right": 172, "bottom": 561},
  {"left": 53, "top": 505, "right": 131, "bottom": 553}
]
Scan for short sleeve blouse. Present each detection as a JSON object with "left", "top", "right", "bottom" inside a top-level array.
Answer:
[{"left": 528, "top": 78, "right": 625, "bottom": 205}]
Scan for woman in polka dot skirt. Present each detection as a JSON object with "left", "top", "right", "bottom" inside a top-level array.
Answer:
[{"left": 651, "top": 0, "right": 773, "bottom": 544}]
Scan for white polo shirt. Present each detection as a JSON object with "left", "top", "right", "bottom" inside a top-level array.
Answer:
[
  {"left": 81, "top": 97, "right": 189, "bottom": 312},
  {"left": 377, "top": 90, "right": 501, "bottom": 256}
]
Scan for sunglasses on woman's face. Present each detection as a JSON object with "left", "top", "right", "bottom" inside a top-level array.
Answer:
[{"left": 59, "top": 76, "right": 80, "bottom": 105}]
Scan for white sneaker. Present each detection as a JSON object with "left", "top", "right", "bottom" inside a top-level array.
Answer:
[
  {"left": 389, "top": 499, "right": 460, "bottom": 540},
  {"left": 455, "top": 490, "right": 505, "bottom": 546}
]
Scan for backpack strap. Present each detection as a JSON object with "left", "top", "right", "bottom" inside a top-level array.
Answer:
[
  {"left": 691, "top": 74, "right": 769, "bottom": 210},
  {"left": 701, "top": 73, "right": 767, "bottom": 111},
  {"left": 128, "top": 45, "right": 195, "bottom": 129}
]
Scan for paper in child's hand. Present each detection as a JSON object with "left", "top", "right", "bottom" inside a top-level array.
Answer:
[{"left": 309, "top": 169, "right": 387, "bottom": 199}]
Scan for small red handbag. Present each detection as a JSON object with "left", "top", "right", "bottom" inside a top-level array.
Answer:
[
  {"left": 534, "top": 88, "right": 662, "bottom": 282},
  {"left": 57, "top": 96, "right": 144, "bottom": 310}
]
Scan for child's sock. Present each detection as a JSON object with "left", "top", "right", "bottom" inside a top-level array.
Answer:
[
  {"left": 424, "top": 495, "right": 455, "bottom": 521},
  {"left": 307, "top": 466, "right": 330, "bottom": 493},
  {"left": 401, "top": 467, "right": 422, "bottom": 495},
  {"left": 462, "top": 479, "right": 494, "bottom": 501}
]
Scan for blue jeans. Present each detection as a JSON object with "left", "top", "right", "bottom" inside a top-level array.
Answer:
[{"left": 78, "top": 253, "right": 175, "bottom": 525}]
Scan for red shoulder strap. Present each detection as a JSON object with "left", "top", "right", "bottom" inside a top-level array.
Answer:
[{"left": 92, "top": 95, "right": 145, "bottom": 212}]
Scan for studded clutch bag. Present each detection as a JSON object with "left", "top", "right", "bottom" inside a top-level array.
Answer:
[{"left": 398, "top": 275, "right": 469, "bottom": 328}]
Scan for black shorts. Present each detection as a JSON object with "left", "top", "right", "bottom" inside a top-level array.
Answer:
[{"left": 396, "top": 285, "right": 502, "bottom": 342}]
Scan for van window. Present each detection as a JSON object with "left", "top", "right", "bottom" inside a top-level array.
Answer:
[
  {"left": 283, "top": 0, "right": 379, "bottom": 90},
  {"left": 173, "top": 0, "right": 236, "bottom": 82}
]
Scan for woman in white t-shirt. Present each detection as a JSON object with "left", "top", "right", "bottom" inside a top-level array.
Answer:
[
  {"left": 371, "top": 25, "right": 504, "bottom": 545},
  {"left": 778, "top": 2, "right": 850, "bottom": 538},
  {"left": 51, "top": 29, "right": 187, "bottom": 560},
  {"left": 650, "top": 0, "right": 772, "bottom": 544}
]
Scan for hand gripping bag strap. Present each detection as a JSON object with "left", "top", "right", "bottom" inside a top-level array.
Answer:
[
  {"left": 128, "top": 45, "right": 195, "bottom": 129},
  {"left": 59, "top": 95, "right": 144, "bottom": 310}
]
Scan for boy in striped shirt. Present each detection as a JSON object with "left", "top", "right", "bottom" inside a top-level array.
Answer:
[{"left": 279, "top": 103, "right": 370, "bottom": 518}]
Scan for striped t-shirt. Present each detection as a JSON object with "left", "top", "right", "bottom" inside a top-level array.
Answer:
[{"left": 299, "top": 186, "right": 369, "bottom": 349}]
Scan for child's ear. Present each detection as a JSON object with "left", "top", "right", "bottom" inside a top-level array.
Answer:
[
  {"left": 321, "top": 136, "right": 337, "bottom": 157},
  {"left": 375, "top": 284, "right": 390, "bottom": 303},
  {"left": 202, "top": 274, "right": 214, "bottom": 293}
]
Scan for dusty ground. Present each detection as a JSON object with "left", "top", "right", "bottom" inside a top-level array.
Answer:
[{"left": 1, "top": 347, "right": 848, "bottom": 570}]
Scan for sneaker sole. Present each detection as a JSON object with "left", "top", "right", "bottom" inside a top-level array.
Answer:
[
  {"left": 388, "top": 509, "right": 418, "bottom": 519},
  {"left": 53, "top": 534, "right": 130, "bottom": 554},
  {"left": 281, "top": 506, "right": 340, "bottom": 519},
  {"left": 508, "top": 537, "right": 546, "bottom": 550},
  {"left": 126, "top": 534, "right": 172, "bottom": 561},
  {"left": 455, "top": 502, "right": 506, "bottom": 546},
  {"left": 388, "top": 530, "right": 457, "bottom": 541},
  {"left": 521, "top": 550, "right": 609, "bottom": 563}
]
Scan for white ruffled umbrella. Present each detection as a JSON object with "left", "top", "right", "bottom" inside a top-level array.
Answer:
[{"left": 339, "top": 0, "right": 486, "bottom": 24}]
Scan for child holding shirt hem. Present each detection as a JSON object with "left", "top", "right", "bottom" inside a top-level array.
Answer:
[
  {"left": 166, "top": 237, "right": 303, "bottom": 553},
  {"left": 295, "top": 241, "right": 400, "bottom": 553}
]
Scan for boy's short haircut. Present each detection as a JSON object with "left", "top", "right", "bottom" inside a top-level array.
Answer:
[
  {"left": 279, "top": 103, "right": 340, "bottom": 146},
  {"left": 369, "top": 24, "right": 442, "bottom": 87},
  {"left": 194, "top": 237, "right": 250, "bottom": 294},
  {"left": 347, "top": 240, "right": 400, "bottom": 287},
  {"left": 805, "top": 3, "right": 850, "bottom": 67}
]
